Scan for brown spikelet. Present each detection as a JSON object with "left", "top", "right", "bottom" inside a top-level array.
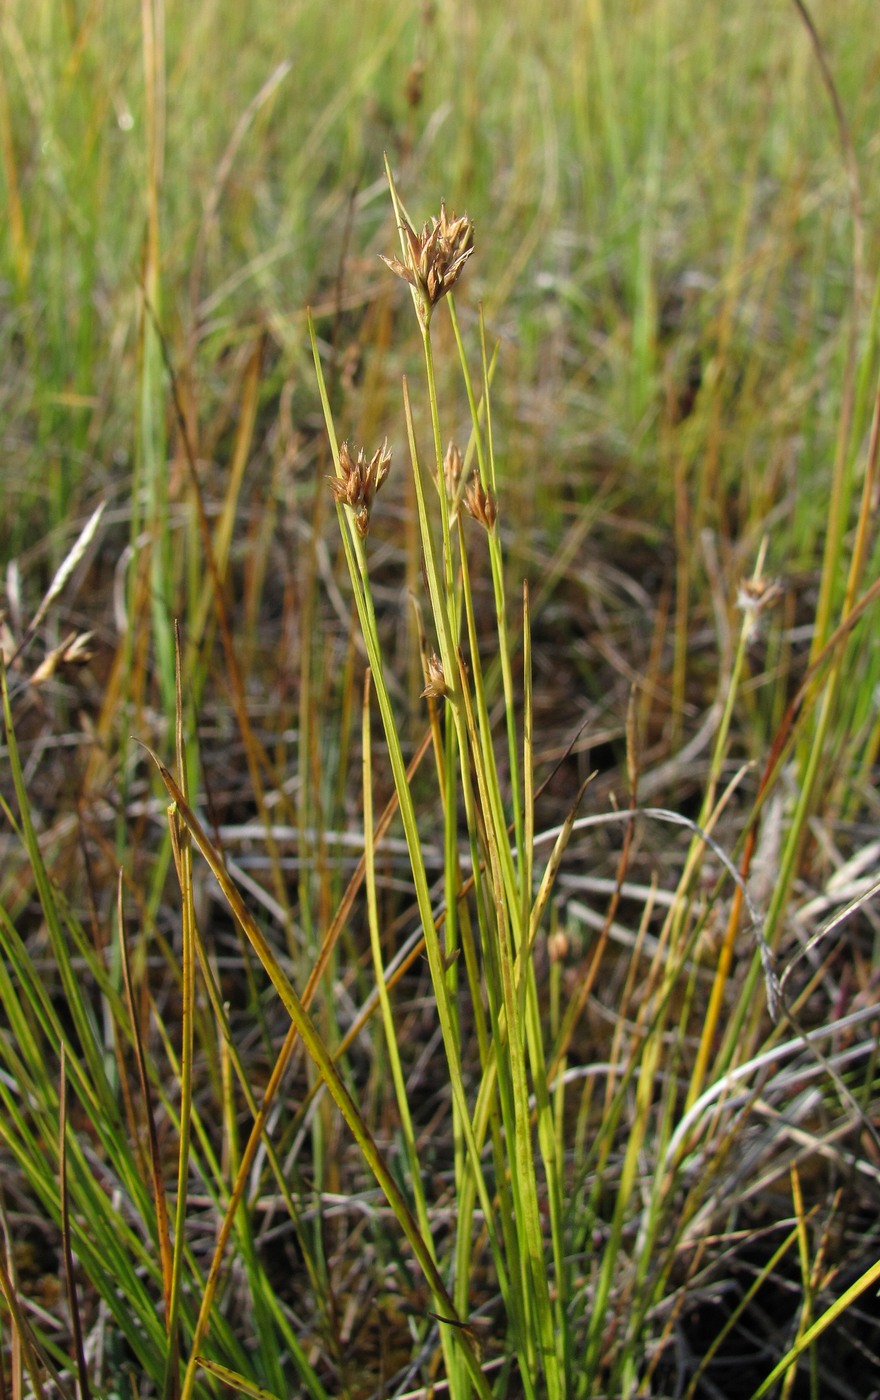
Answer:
[
  {"left": 381, "top": 202, "right": 474, "bottom": 325},
  {"left": 463, "top": 475, "right": 498, "bottom": 531},
  {"left": 420, "top": 652, "right": 448, "bottom": 700},
  {"left": 328, "top": 439, "right": 392, "bottom": 538}
]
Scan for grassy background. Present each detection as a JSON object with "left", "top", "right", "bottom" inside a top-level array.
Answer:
[
  {"left": 5, "top": 1, "right": 878, "bottom": 534},
  {"left": 1, "top": 0, "right": 880, "bottom": 1395}
]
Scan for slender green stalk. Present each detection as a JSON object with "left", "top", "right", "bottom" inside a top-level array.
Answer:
[
  {"left": 140, "top": 0, "right": 176, "bottom": 716},
  {"left": 361, "top": 668, "right": 456, "bottom": 1386},
  {"left": 162, "top": 660, "right": 195, "bottom": 1400}
]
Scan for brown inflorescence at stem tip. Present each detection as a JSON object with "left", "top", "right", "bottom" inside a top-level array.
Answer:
[
  {"left": 463, "top": 474, "right": 498, "bottom": 531},
  {"left": 328, "top": 439, "right": 392, "bottom": 538},
  {"left": 736, "top": 574, "right": 783, "bottom": 643},
  {"left": 381, "top": 202, "right": 474, "bottom": 322},
  {"left": 420, "top": 652, "right": 448, "bottom": 700}
]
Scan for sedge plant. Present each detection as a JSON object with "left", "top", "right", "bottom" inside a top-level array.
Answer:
[
  {"left": 2, "top": 5, "right": 879, "bottom": 1378},
  {"left": 310, "top": 163, "right": 576, "bottom": 1397},
  {"left": 310, "top": 157, "right": 880, "bottom": 1398}
]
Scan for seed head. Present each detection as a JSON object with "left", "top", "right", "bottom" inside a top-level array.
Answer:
[
  {"left": 328, "top": 439, "right": 392, "bottom": 538},
  {"left": 381, "top": 202, "right": 474, "bottom": 325},
  {"left": 420, "top": 652, "right": 449, "bottom": 700},
  {"left": 30, "top": 630, "right": 95, "bottom": 685},
  {"left": 463, "top": 474, "right": 498, "bottom": 531},
  {"left": 736, "top": 574, "right": 783, "bottom": 643}
]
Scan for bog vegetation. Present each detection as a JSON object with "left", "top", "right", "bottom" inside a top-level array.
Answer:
[{"left": 1, "top": 1, "right": 880, "bottom": 1396}]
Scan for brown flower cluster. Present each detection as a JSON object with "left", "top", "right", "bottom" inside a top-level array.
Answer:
[
  {"left": 463, "top": 475, "right": 497, "bottom": 531},
  {"left": 736, "top": 574, "right": 783, "bottom": 642},
  {"left": 420, "top": 651, "right": 448, "bottom": 700},
  {"left": 381, "top": 203, "right": 474, "bottom": 323},
  {"left": 328, "top": 440, "right": 392, "bottom": 538}
]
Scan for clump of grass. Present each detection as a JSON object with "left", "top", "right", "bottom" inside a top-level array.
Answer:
[
  {"left": 310, "top": 165, "right": 572, "bottom": 1397},
  {"left": 2, "top": 2, "right": 880, "bottom": 1397}
]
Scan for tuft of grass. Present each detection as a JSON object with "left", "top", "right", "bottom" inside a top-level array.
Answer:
[{"left": 1, "top": 1, "right": 880, "bottom": 1396}]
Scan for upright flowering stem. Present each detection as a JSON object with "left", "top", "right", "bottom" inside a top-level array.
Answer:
[
  {"left": 448, "top": 297, "right": 526, "bottom": 909},
  {"left": 382, "top": 154, "right": 471, "bottom": 635},
  {"left": 374, "top": 170, "right": 566, "bottom": 1399},
  {"left": 381, "top": 156, "right": 474, "bottom": 332},
  {"left": 421, "top": 323, "right": 458, "bottom": 611}
]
